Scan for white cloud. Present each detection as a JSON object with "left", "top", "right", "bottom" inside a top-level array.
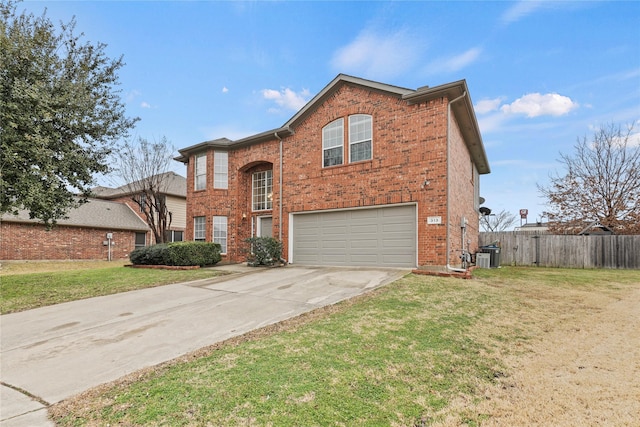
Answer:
[
  {"left": 501, "top": 93, "right": 578, "bottom": 117},
  {"left": 475, "top": 97, "right": 504, "bottom": 114},
  {"left": 443, "top": 47, "right": 482, "bottom": 72},
  {"left": 222, "top": 86, "right": 229, "bottom": 93},
  {"left": 140, "top": 101, "right": 152, "bottom": 109},
  {"left": 501, "top": 1, "right": 545, "bottom": 25},
  {"left": 261, "top": 87, "right": 311, "bottom": 112},
  {"left": 423, "top": 47, "right": 483, "bottom": 75},
  {"left": 629, "top": 132, "right": 640, "bottom": 147},
  {"left": 331, "top": 28, "right": 422, "bottom": 79}
]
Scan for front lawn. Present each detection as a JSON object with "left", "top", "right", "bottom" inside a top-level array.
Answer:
[
  {"left": 0, "top": 263, "right": 228, "bottom": 314},
  {"left": 50, "top": 267, "right": 640, "bottom": 426}
]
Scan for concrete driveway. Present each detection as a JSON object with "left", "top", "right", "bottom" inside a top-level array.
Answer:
[{"left": 0, "top": 265, "right": 407, "bottom": 426}]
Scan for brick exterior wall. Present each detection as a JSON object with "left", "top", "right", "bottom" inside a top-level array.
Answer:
[
  {"left": 183, "top": 81, "right": 482, "bottom": 267},
  {"left": 0, "top": 222, "right": 141, "bottom": 261}
]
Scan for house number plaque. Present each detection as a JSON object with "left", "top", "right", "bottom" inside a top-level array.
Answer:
[{"left": 427, "top": 216, "right": 442, "bottom": 225}]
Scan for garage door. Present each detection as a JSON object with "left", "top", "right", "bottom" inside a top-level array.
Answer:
[{"left": 292, "top": 205, "right": 416, "bottom": 267}]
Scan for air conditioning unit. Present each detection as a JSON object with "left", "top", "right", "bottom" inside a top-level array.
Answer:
[{"left": 476, "top": 253, "right": 491, "bottom": 269}]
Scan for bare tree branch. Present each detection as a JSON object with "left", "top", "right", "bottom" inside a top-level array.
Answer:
[
  {"left": 114, "top": 136, "right": 175, "bottom": 243},
  {"left": 480, "top": 209, "right": 518, "bottom": 232},
  {"left": 538, "top": 122, "right": 640, "bottom": 234}
]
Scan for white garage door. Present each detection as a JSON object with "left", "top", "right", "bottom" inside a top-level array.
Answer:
[{"left": 291, "top": 205, "right": 416, "bottom": 268}]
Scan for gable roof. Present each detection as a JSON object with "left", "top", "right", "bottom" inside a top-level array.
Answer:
[
  {"left": 175, "top": 74, "right": 489, "bottom": 174},
  {"left": 92, "top": 172, "right": 187, "bottom": 199},
  {"left": 1, "top": 198, "right": 150, "bottom": 231}
]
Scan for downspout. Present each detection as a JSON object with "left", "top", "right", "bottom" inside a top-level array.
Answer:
[
  {"left": 274, "top": 132, "right": 283, "bottom": 242},
  {"left": 275, "top": 131, "right": 288, "bottom": 264},
  {"left": 446, "top": 91, "right": 467, "bottom": 273}
]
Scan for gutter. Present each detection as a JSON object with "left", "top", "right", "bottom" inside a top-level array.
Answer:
[{"left": 446, "top": 91, "right": 468, "bottom": 273}]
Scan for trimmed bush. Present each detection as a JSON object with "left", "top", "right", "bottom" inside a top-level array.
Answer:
[
  {"left": 163, "top": 241, "right": 222, "bottom": 266},
  {"left": 129, "top": 242, "right": 221, "bottom": 267},
  {"left": 245, "top": 237, "right": 284, "bottom": 267},
  {"left": 129, "top": 243, "right": 168, "bottom": 265}
]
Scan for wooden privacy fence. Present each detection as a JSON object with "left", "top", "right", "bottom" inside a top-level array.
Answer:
[{"left": 479, "top": 232, "right": 640, "bottom": 269}]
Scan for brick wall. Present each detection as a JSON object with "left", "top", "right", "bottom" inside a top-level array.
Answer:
[
  {"left": 1, "top": 222, "right": 139, "bottom": 261},
  {"left": 183, "top": 81, "right": 480, "bottom": 267},
  {"left": 448, "top": 114, "right": 480, "bottom": 267}
]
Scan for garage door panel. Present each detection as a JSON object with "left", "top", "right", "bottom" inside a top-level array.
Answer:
[
  {"left": 292, "top": 205, "right": 416, "bottom": 268},
  {"left": 351, "top": 224, "right": 379, "bottom": 234},
  {"left": 322, "top": 240, "right": 347, "bottom": 249},
  {"left": 350, "top": 239, "right": 379, "bottom": 249}
]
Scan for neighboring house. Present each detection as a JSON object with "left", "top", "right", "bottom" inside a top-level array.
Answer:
[
  {"left": 175, "top": 74, "right": 491, "bottom": 268},
  {"left": 0, "top": 198, "right": 149, "bottom": 261},
  {"left": 92, "top": 172, "right": 187, "bottom": 243},
  {"left": 514, "top": 220, "right": 615, "bottom": 235},
  {"left": 514, "top": 222, "right": 551, "bottom": 233}
]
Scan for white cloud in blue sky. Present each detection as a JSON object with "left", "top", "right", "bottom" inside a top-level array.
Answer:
[
  {"left": 331, "top": 28, "right": 422, "bottom": 79},
  {"left": 501, "top": 93, "right": 578, "bottom": 118},
  {"left": 475, "top": 98, "right": 505, "bottom": 115},
  {"left": 500, "top": 0, "right": 546, "bottom": 25},
  {"left": 424, "top": 47, "right": 483, "bottom": 75},
  {"left": 261, "top": 88, "right": 311, "bottom": 112}
]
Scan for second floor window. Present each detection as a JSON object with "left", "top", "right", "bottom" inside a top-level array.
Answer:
[
  {"left": 323, "top": 118, "right": 344, "bottom": 167},
  {"left": 252, "top": 170, "right": 272, "bottom": 211},
  {"left": 349, "top": 114, "right": 372, "bottom": 162},
  {"left": 194, "top": 154, "right": 206, "bottom": 191},
  {"left": 214, "top": 151, "right": 228, "bottom": 189}
]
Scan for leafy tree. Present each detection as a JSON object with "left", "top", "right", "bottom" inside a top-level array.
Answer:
[
  {"left": 538, "top": 122, "right": 640, "bottom": 234},
  {"left": 480, "top": 209, "right": 518, "bottom": 232},
  {"left": 0, "top": 2, "right": 138, "bottom": 226},
  {"left": 114, "top": 137, "right": 176, "bottom": 244}
]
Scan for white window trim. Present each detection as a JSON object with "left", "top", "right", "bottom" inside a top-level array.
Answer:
[
  {"left": 322, "top": 118, "right": 344, "bottom": 167},
  {"left": 213, "top": 216, "right": 228, "bottom": 254},
  {"left": 194, "top": 216, "right": 206, "bottom": 241},
  {"left": 252, "top": 170, "right": 273, "bottom": 211},
  {"left": 214, "top": 151, "right": 228, "bottom": 189},
  {"left": 194, "top": 154, "right": 207, "bottom": 191},
  {"left": 349, "top": 114, "right": 372, "bottom": 163}
]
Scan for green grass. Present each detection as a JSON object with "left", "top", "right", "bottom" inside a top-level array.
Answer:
[
  {"left": 0, "top": 266, "right": 228, "bottom": 314},
  {"left": 40, "top": 267, "right": 640, "bottom": 425},
  {"left": 52, "top": 274, "right": 506, "bottom": 426}
]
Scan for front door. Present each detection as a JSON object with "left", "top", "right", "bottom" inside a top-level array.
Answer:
[{"left": 258, "top": 216, "right": 272, "bottom": 238}]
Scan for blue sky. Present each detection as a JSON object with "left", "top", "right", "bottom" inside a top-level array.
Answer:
[{"left": 18, "top": 0, "right": 640, "bottom": 225}]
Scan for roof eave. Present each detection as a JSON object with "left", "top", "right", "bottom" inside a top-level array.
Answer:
[{"left": 174, "top": 128, "right": 294, "bottom": 163}]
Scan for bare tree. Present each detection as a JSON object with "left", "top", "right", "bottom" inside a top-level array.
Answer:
[
  {"left": 480, "top": 209, "right": 518, "bottom": 232},
  {"left": 115, "top": 137, "right": 175, "bottom": 243},
  {"left": 538, "top": 122, "right": 640, "bottom": 234}
]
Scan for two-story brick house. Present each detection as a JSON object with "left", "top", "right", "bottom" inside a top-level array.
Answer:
[{"left": 175, "top": 74, "right": 490, "bottom": 269}]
